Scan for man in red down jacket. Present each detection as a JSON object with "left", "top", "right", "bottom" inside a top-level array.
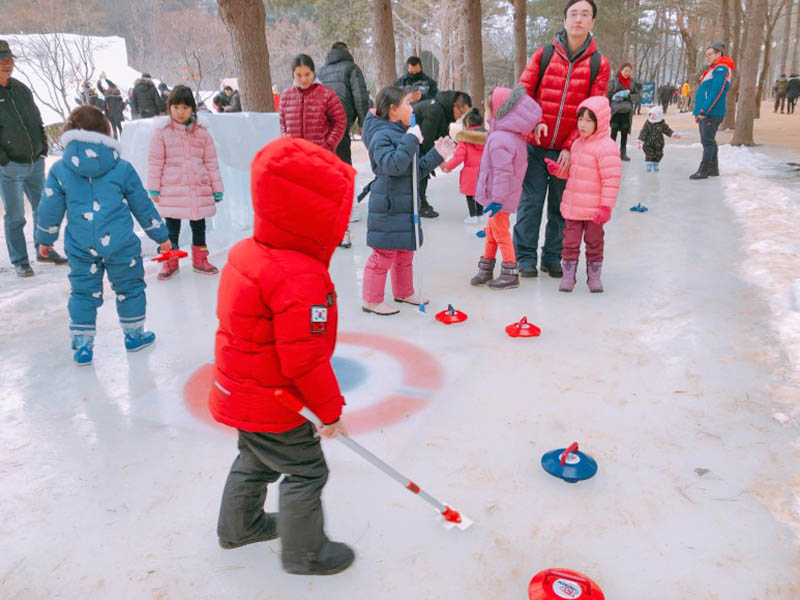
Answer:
[
  {"left": 211, "top": 136, "right": 356, "bottom": 576},
  {"left": 513, "top": 0, "right": 610, "bottom": 279}
]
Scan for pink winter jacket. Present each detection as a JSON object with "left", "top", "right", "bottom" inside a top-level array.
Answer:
[
  {"left": 560, "top": 96, "right": 622, "bottom": 221},
  {"left": 147, "top": 116, "right": 224, "bottom": 221},
  {"left": 475, "top": 87, "right": 542, "bottom": 214},
  {"left": 443, "top": 127, "right": 486, "bottom": 196}
]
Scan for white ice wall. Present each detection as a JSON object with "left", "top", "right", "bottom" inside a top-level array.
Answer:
[{"left": 120, "top": 113, "right": 281, "bottom": 235}]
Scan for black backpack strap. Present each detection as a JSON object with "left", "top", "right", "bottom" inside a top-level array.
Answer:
[
  {"left": 589, "top": 51, "right": 602, "bottom": 90},
  {"left": 533, "top": 43, "right": 555, "bottom": 98}
]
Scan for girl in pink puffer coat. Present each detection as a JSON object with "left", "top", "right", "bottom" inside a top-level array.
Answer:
[
  {"left": 147, "top": 85, "right": 224, "bottom": 280},
  {"left": 470, "top": 86, "right": 542, "bottom": 290},
  {"left": 558, "top": 96, "right": 622, "bottom": 294}
]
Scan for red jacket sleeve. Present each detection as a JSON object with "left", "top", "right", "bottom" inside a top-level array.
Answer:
[
  {"left": 444, "top": 142, "right": 466, "bottom": 171},
  {"left": 269, "top": 273, "right": 344, "bottom": 424},
  {"left": 519, "top": 47, "right": 544, "bottom": 100},
  {"left": 325, "top": 88, "right": 347, "bottom": 152}
]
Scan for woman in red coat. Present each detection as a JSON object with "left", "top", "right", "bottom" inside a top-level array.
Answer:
[{"left": 279, "top": 54, "right": 347, "bottom": 153}]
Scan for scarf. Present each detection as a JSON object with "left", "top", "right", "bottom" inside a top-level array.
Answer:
[{"left": 617, "top": 73, "right": 631, "bottom": 88}]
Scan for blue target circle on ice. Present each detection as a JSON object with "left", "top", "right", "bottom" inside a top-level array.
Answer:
[{"left": 330, "top": 356, "right": 368, "bottom": 392}]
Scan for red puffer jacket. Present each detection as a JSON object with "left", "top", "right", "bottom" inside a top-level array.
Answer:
[
  {"left": 519, "top": 31, "right": 610, "bottom": 151},
  {"left": 209, "top": 137, "right": 355, "bottom": 433},
  {"left": 279, "top": 81, "right": 347, "bottom": 152}
]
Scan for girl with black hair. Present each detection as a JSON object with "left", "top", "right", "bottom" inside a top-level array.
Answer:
[
  {"left": 442, "top": 108, "right": 486, "bottom": 223},
  {"left": 147, "top": 84, "right": 224, "bottom": 279}
]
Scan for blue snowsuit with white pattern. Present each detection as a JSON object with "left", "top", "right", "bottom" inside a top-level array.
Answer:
[{"left": 35, "top": 129, "right": 169, "bottom": 336}]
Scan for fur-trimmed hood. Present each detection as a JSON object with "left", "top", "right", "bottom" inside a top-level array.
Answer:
[
  {"left": 647, "top": 106, "right": 664, "bottom": 123},
  {"left": 491, "top": 86, "right": 542, "bottom": 136},
  {"left": 60, "top": 129, "right": 122, "bottom": 179},
  {"left": 455, "top": 128, "right": 487, "bottom": 145}
]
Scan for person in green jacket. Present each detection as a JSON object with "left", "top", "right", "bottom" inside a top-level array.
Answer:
[{"left": 774, "top": 74, "right": 788, "bottom": 114}]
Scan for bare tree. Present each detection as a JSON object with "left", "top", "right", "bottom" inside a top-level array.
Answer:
[
  {"left": 512, "top": 0, "right": 526, "bottom": 82},
  {"left": 779, "top": 0, "right": 792, "bottom": 74},
  {"left": 722, "top": 0, "right": 745, "bottom": 130},
  {"left": 218, "top": 0, "right": 274, "bottom": 111},
  {"left": 793, "top": 0, "right": 800, "bottom": 73},
  {"left": 755, "top": 0, "right": 786, "bottom": 117},
  {"left": 732, "top": 0, "right": 768, "bottom": 145},
  {"left": 465, "top": 0, "right": 486, "bottom": 109},
  {"left": 372, "top": 0, "right": 397, "bottom": 87},
  {"left": 12, "top": 33, "right": 102, "bottom": 122}
]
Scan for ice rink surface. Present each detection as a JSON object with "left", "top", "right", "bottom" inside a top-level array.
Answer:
[{"left": 1, "top": 130, "right": 799, "bottom": 599}]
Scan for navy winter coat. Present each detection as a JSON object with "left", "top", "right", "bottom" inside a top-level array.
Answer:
[
  {"left": 361, "top": 112, "right": 443, "bottom": 251},
  {"left": 36, "top": 129, "right": 168, "bottom": 261}
]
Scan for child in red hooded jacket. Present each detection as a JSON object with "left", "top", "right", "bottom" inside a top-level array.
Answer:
[
  {"left": 211, "top": 137, "right": 356, "bottom": 576},
  {"left": 441, "top": 108, "right": 486, "bottom": 224}
]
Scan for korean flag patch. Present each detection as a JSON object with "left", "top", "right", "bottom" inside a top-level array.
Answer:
[{"left": 310, "top": 305, "right": 328, "bottom": 333}]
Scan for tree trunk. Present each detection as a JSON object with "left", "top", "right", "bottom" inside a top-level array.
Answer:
[
  {"left": 793, "top": 0, "right": 800, "bottom": 73},
  {"left": 465, "top": 0, "right": 485, "bottom": 108},
  {"left": 722, "top": 0, "right": 744, "bottom": 130},
  {"left": 217, "top": 0, "right": 273, "bottom": 112},
  {"left": 512, "top": 0, "right": 527, "bottom": 82},
  {"left": 441, "top": 0, "right": 452, "bottom": 89},
  {"left": 632, "top": 0, "right": 640, "bottom": 75},
  {"left": 780, "top": 0, "right": 792, "bottom": 74},
  {"left": 373, "top": 0, "right": 397, "bottom": 88},
  {"left": 732, "top": 0, "right": 768, "bottom": 145}
]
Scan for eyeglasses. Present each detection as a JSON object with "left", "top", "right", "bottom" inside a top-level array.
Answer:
[{"left": 567, "top": 10, "right": 593, "bottom": 19}]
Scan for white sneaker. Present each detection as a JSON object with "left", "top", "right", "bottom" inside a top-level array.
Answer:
[
  {"left": 464, "top": 216, "right": 478, "bottom": 224},
  {"left": 349, "top": 206, "right": 361, "bottom": 223}
]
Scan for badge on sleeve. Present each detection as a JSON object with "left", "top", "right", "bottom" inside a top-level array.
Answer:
[{"left": 310, "top": 305, "right": 328, "bottom": 333}]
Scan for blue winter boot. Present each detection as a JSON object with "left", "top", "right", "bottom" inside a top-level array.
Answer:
[
  {"left": 645, "top": 162, "right": 653, "bottom": 172},
  {"left": 123, "top": 325, "right": 156, "bottom": 352},
  {"left": 653, "top": 162, "right": 660, "bottom": 172},
  {"left": 71, "top": 334, "right": 94, "bottom": 366}
]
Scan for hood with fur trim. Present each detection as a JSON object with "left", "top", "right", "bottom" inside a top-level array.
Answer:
[
  {"left": 647, "top": 106, "right": 664, "bottom": 123},
  {"left": 61, "top": 129, "right": 121, "bottom": 179},
  {"left": 455, "top": 128, "right": 487, "bottom": 145},
  {"left": 492, "top": 86, "right": 542, "bottom": 136}
]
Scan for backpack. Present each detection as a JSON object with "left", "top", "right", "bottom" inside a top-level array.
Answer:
[{"left": 533, "top": 43, "right": 602, "bottom": 98}]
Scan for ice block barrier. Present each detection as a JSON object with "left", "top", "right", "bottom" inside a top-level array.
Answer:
[{"left": 120, "top": 112, "right": 281, "bottom": 234}]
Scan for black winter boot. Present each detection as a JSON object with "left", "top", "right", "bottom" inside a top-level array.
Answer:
[
  {"left": 488, "top": 261, "right": 520, "bottom": 290},
  {"left": 283, "top": 540, "right": 355, "bottom": 576},
  {"left": 708, "top": 157, "right": 719, "bottom": 177},
  {"left": 470, "top": 257, "right": 496, "bottom": 286},
  {"left": 689, "top": 162, "right": 711, "bottom": 180},
  {"left": 540, "top": 261, "right": 563, "bottom": 278}
]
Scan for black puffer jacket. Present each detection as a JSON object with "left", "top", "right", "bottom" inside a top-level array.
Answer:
[
  {"left": 318, "top": 48, "right": 369, "bottom": 127},
  {"left": 131, "top": 78, "right": 163, "bottom": 118},
  {"left": 0, "top": 77, "right": 47, "bottom": 166},
  {"left": 412, "top": 91, "right": 458, "bottom": 154},
  {"left": 395, "top": 71, "right": 439, "bottom": 102},
  {"left": 787, "top": 77, "right": 800, "bottom": 100}
]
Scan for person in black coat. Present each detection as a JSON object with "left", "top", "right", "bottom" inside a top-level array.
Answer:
[
  {"left": 318, "top": 41, "right": 370, "bottom": 165},
  {"left": 411, "top": 90, "right": 472, "bottom": 218},
  {"left": 131, "top": 73, "right": 162, "bottom": 119},
  {"left": 213, "top": 86, "right": 233, "bottom": 113},
  {"left": 787, "top": 74, "right": 800, "bottom": 115},
  {"left": 395, "top": 56, "right": 439, "bottom": 104},
  {"left": 97, "top": 73, "right": 126, "bottom": 139}
]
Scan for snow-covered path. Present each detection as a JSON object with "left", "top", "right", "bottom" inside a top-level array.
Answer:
[{"left": 1, "top": 134, "right": 799, "bottom": 599}]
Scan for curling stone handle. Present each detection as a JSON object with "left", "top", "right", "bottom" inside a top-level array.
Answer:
[
  {"left": 542, "top": 569, "right": 592, "bottom": 595},
  {"left": 560, "top": 442, "right": 579, "bottom": 466}
]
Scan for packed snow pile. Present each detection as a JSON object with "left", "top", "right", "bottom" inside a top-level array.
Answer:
[{"left": 1, "top": 33, "right": 152, "bottom": 126}]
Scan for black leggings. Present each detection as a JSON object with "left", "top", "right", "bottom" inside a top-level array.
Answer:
[
  {"left": 610, "top": 112, "right": 631, "bottom": 155},
  {"left": 466, "top": 195, "right": 483, "bottom": 217},
  {"left": 109, "top": 117, "right": 123, "bottom": 140},
  {"left": 166, "top": 217, "right": 206, "bottom": 248}
]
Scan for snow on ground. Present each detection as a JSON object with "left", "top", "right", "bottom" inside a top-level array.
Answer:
[{"left": 1, "top": 124, "right": 799, "bottom": 598}]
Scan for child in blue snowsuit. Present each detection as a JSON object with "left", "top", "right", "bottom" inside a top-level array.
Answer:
[{"left": 36, "top": 106, "right": 171, "bottom": 365}]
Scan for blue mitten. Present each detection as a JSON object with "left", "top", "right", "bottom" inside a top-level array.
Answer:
[
  {"left": 476, "top": 229, "right": 487, "bottom": 238},
  {"left": 483, "top": 202, "right": 502, "bottom": 218},
  {"left": 213, "top": 193, "right": 223, "bottom": 203}
]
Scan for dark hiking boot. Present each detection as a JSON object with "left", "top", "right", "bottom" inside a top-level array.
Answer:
[
  {"left": 219, "top": 513, "right": 279, "bottom": 549},
  {"left": 587, "top": 261, "right": 604, "bottom": 293},
  {"left": 283, "top": 541, "right": 355, "bottom": 576},
  {"left": 488, "top": 261, "right": 519, "bottom": 290},
  {"left": 520, "top": 265, "right": 538, "bottom": 278},
  {"left": 540, "top": 262, "right": 563, "bottom": 278},
  {"left": 419, "top": 202, "right": 439, "bottom": 218},
  {"left": 558, "top": 260, "right": 578, "bottom": 292},
  {"left": 689, "top": 162, "right": 711, "bottom": 180},
  {"left": 620, "top": 149, "right": 631, "bottom": 162},
  {"left": 36, "top": 248, "right": 68, "bottom": 264},
  {"left": 470, "top": 257, "right": 495, "bottom": 286},
  {"left": 708, "top": 157, "right": 719, "bottom": 177},
  {"left": 15, "top": 263, "right": 34, "bottom": 277}
]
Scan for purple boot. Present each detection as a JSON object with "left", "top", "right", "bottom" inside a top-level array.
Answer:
[
  {"left": 587, "top": 261, "right": 604, "bottom": 293},
  {"left": 470, "top": 257, "right": 496, "bottom": 286},
  {"left": 559, "top": 260, "right": 578, "bottom": 292}
]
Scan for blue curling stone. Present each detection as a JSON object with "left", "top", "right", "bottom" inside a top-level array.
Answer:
[{"left": 541, "top": 444, "right": 598, "bottom": 483}]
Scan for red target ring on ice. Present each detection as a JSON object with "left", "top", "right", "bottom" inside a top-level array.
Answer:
[{"left": 183, "top": 332, "right": 444, "bottom": 435}]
